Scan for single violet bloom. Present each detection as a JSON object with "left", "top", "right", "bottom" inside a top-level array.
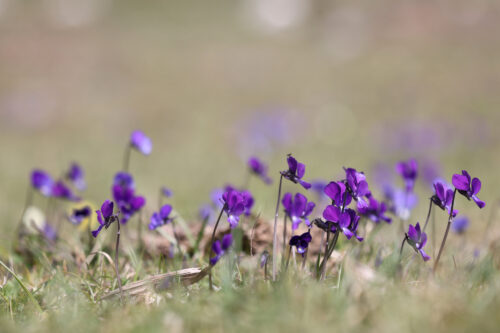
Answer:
[
  {"left": 431, "top": 181, "right": 458, "bottom": 217},
  {"left": 222, "top": 189, "right": 246, "bottom": 228},
  {"left": 66, "top": 162, "right": 86, "bottom": 191},
  {"left": 344, "top": 168, "right": 370, "bottom": 209},
  {"left": 289, "top": 231, "right": 312, "bottom": 255},
  {"left": 149, "top": 204, "right": 174, "bottom": 230},
  {"left": 130, "top": 130, "right": 152, "bottom": 155},
  {"left": 248, "top": 156, "right": 272, "bottom": 184},
  {"left": 452, "top": 216, "right": 469, "bottom": 234},
  {"left": 112, "top": 184, "right": 145, "bottom": 224},
  {"left": 452, "top": 170, "right": 485, "bottom": 208},
  {"left": 31, "top": 169, "right": 54, "bottom": 197},
  {"left": 396, "top": 159, "right": 418, "bottom": 192},
  {"left": 68, "top": 206, "right": 91, "bottom": 225},
  {"left": 240, "top": 190, "right": 254, "bottom": 216},
  {"left": 92, "top": 200, "right": 118, "bottom": 237},
  {"left": 52, "top": 181, "right": 80, "bottom": 201},
  {"left": 281, "top": 154, "right": 311, "bottom": 189},
  {"left": 282, "top": 192, "right": 315, "bottom": 230},
  {"left": 210, "top": 233, "right": 233, "bottom": 265},
  {"left": 390, "top": 188, "right": 418, "bottom": 220},
  {"left": 406, "top": 222, "right": 430, "bottom": 261},
  {"left": 358, "top": 196, "right": 391, "bottom": 224},
  {"left": 324, "top": 181, "right": 352, "bottom": 208},
  {"left": 323, "top": 206, "right": 363, "bottom": 241}
]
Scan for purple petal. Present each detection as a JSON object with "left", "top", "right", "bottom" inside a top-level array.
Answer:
[
  {"left": 101, "top": 200, "right": 114, "bottom": 218},
  {"left": 287, "top": 155, "right": 298, "bottom": 173},
  {"left": 323, "top": 205, "right": 341, "bottom": 222},
  {"left": 160, "top": 204, "right": 173, "bottom": 219},
  {"left": 407, "top": 224, "right": 418, "bottom": 243},
  {"left": 299, "top": 180, "right": 312, "bottom": 190},
  {"left": 212, "top": 240, "right": 222, "bottom": 256},
  {"left": 472, "top": 196, "right": 486, "bottom": 209},
  {"left": 452, "top": 174, "right": 469, "bottom": 191},
  {"left": 130, "top": 130, "right": 152, "bottom": 155},
  {"left": 221, "top": 233, "right": 233, "bottom": 250},
  {"left": 91, "top": 225, "right": 104, "bottom": 238},
  {"left": 471, "top": 178, "right": 481, "bottom": 195},
  {"left": 419, "top": 249, "right": 431, "bottom": 261},
  {"left": 296, "top": 162, "right": 306, "bottom": 179}
]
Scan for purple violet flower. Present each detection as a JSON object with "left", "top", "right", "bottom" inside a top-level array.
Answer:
[
  {"left": 406, "top": 222, "right": 430, "bottom": 261},
  {"left": 130, "top": 130, "right": 152, "bottom": 155},
  {"left": 452, "top": 170, "right": 485, "bottom": 208},
  {"left": 323, "top": 206, "right": 363, "bottom": 241},
  {"left": 396, "top": 159, "right": 418, "bottom": 192},
  {"left": 112, "top": 184, "right": 146, "bottom": 224},
  {"left": 389, "top": 188, "right": 418, "bottom": 220},
  {"left": 210, "top": 233, "right": 233, "bottom": 265},
  {"left": 113, "top": 172, "right": 135, "bottom": 189},
  {"left": 248, "top": 156, "right": 272, "bottom": 184},
  {"left": 222, "top": 189, "right": 247, "bottom": 228},
  {"left": 358, "top": 196, "right": 391, "bottom": 224},
  {"left": 31, "top": 169, "right": 53, "bottom": 197},
  {"left": 324, "top": 181, "right": 352, "bottom": 208},
  {"left": 431, "top": 181, "right": 458, "bottom": 217},
  {"left": 149, "top": 204, "right": 174, "bottom": 230},
  {"left": 344, "top": 168, "right": 370, "bottom": 209},
  {"left": 289, "top": 231, "right": 312, "bottom": 255},
  {"left": 282, "top": 192, "right": 315, "bottom": 230},
  {"left": 68, "top": 206, "right": 91, "bottom": 225},
  {"left": 52, "top": 181, "right": 80, "bottom": 201},
  {"left": 66, "top": 162, "right": 86, "bottom": 191},
  {"left": 281, "top": 154, "right": 311, "bottom": 189},
  {"left": 92, "top": 200, "right": 118, "bottom": 237},
  {"left": 451, "top": 216, "right": 469, "bottom": 234},
  {"left": 240, "top": 190, "right": 254, "bottom": 216}
]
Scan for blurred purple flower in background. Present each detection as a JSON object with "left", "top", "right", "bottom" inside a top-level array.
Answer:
[
  {"left": 161, "top": 187, "right": 173, "bottom": 198},
  {"left": 68, "top": 206, "right": 91, "bottom": 225},
  {"left": 31, "top": 169, "right": 54, "bottom": 197},
  {"left": 452, "top": 170, "right": 485, "bottom": 209},
  {"left": 149, "top": 204, "right": 174, "bottom": 230},
  {"left": 113, "top": 172, "right": 135, "bottom": 189},
  {"left": 248, "top": 156, "right": 272, "bottom": 184},
  {"left": 358, "top": 196, "right": 391, "bottom": 224},
  {"left": 112, "top": 172, "right": 145, "bottom": 223},
  {"left": 452, "top": 216, "right": 469, "bottom": 234},
  {"left": 396, "top": 159, "right": 418, "bottom": 192},
  {"left": 52, "top": 181, "right": 80, "bottom": 201},
  {"left": 222, "top": 189, "right": 247, "bottom": 228},
  {"left": 66, "top": 162, "right": 86, "bottom": 191},
  {"left": 210, "top": 233, "right": 233, "bottom": 265},
  {"left": 130, "top": 130, "right": 152, "bottom": 155},
  {"left": 282, "top": 192, "right": 315, "bottom": 230}
]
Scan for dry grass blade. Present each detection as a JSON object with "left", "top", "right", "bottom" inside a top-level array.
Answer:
[{"left": 101, "top": 267, "right": 209, "bottom": 300}]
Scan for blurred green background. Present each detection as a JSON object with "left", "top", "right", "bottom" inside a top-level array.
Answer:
[{"left": 1, "top": 0, "right": 499, "bottom": 249}]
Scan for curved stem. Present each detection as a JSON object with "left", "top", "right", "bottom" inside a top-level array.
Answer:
[
  {"left": 208, "top": 206, "right": 225, "bottom": 290},
  {"left": 272, "top": 174, "right": 284, "bottom": 281},
  {"left": 399, "top": 235, "right": 408, "bottom": 257},
  {"left": 422, "top": 198, "right": 433, "bottom": 232},
  {"left": 433, "top": 189, "right": 457, "bottom": 272}
]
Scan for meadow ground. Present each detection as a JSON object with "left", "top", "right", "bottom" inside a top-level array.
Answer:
[{"left": 1, "top": 1, "right": 500, "bottom": 332}]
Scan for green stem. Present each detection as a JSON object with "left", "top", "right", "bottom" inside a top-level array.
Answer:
[
  {"left": 433, "top": 189, "right": 457, "bottom": 272},
  {"left": 208, "top": 206, "right": 225, "bottom": 290},
  {"left": 272, "top": 174, "right": 284, "bottom": 281}
]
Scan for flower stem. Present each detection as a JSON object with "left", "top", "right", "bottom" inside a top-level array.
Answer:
[
  {"left": 114, "top": 218, "right": 124, "bottom": 302},
  {"left": 422, "top": 198, "right": 433, "bottom": 232},
  {"left": 320, "top": 228, "right": 331, "bottom": 280},
  {"left": 272, "top": 174, "right": 284, "bottom": 281},
  {"left": 122, "top": 144, "right": 132, "bottom": 173},
  {"left": 399, "top": 234, "right": 408, "bottom": 257},
  {"left": 282, "top": 214, "right": 288, "bottom": 256},
  {"left": 433, "top": 189, "right": 457, "bottom": 272},
  {"left": 208, "top": 206, "right": 225, "bottom": 290}
]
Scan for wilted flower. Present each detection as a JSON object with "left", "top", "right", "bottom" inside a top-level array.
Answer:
[
  {"left": 344, "top": 168, "right": 370, "bottom": 209},
  {"left": 281, "top": 154, "right": 311, "bottom": 189},
  {"left": 210, "top": 233, "right": 233, "bottom": 265},
  {"left": 66, "top": 162, "right": 86, "bottom": 191},
  {"left": 92, "top": 200, "right": 118, "bottom": 237},
  {"left": 289, "top": 231, "right": 312, "bottom": 255},
  {"left": 68, "top": 206, "right": 91, "bottom": 225},
  {"left": 323, "top": 206, "right": 363, "bottom": 241},
  {"left": 31, "top": 169, "right": 53, "bottom": 196},
  {"left": 452, "top": 216, "right": 469, "bottom": 234},
  {"left": 52, "top": 181, "right": 80, "bottom": 201},
  {"left": 149, "top": 204, "right": 174, "bottom": 230},
  {"left": 358, "top": 196, "right": 391, "bottom": 224},
  {"left": 324, "top": 181, "right": 352, "bottom": 208},
  {"left": 282, "top": 192, "right": 315, "bottom": 230},
  {"left": 452, "top": 170, "right": 485, "bottom": 208},
  {"left": 406, "top": 222, "right": 430, "bottom": 261},
  {"left": 248, "top": 156, "right": 272, "bottom": 184},
  {"left": 431, "top": 181, "right": 457, "bottom": 216},
  {"left": 130, "top": 130, "right": 152, "bottom": 155},
  {"left": 396, "top": 159, "right": 418, "bottom": 191}
]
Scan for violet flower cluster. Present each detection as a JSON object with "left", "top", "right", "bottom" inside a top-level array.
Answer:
[{"left": 112, "top": 172, "right": 146, "bottom": 224}]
